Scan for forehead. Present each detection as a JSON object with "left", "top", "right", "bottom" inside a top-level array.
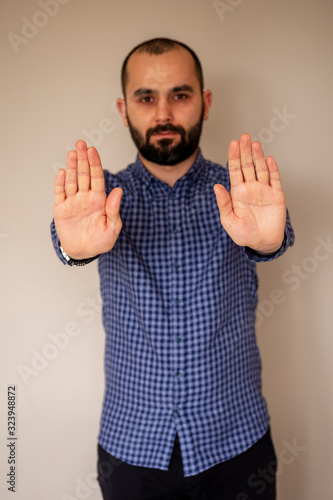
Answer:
[{"left": 125, "top": 48, "right": 200, "bottom": 94}]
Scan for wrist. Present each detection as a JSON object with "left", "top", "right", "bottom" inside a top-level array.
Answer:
[
  {"left": 60, "top": 245, "right": 100, "bottom": 266},
  {"left": 249, "top": 239, "right": 284, "bottom": 257}
]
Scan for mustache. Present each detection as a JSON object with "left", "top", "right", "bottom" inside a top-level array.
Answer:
[{"left": 146, "top": 123, "right": 186, "bottom": 141}]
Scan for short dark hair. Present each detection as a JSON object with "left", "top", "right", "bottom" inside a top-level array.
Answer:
[{"left": 121, "top": 37, "right": 204, "bottom": 97}]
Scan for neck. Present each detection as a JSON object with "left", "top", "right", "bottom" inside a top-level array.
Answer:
[{"left": 139, "top": 148, "right": 199, "bottom": 188}]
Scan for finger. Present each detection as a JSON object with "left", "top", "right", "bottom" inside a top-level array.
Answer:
[
  {"left": 240, "top": 133, "right": 256, "bottom": 182},
  {"left": 65, "top": 150, "right": 78, "bottom": 196},
  {"left": 76, "top": 140, "right": 90, "bottom": 192},
  {"left": 266, "top": 156, "right": 283, "bottom": 190},
  {"left": 106, "top": 187, "right": 123, "bottom": 231},
  {"left": 252, "top": 141, "right": 270, "bottom": 184},
  {"left": 214, "top": 184, "right": 233, "bottom": 230},
  {"left": 228, "top": 140, "right": 244, "bottom": 187},
  {"left": 54, "top": 169, "right": 66, "bottom": 207},
  {"left": 87, "top": 146, "right": 105, "bottom": 193}
]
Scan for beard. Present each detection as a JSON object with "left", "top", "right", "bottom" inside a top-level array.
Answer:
[{"left": 126, "top": 107, "right": 204, "bottom": 166}]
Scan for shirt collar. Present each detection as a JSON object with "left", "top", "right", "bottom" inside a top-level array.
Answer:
[{"left": 131, "top": 148, "right": 207, "bottom": 196}]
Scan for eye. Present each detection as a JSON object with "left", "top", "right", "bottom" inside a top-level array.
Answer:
[
  {"left": 174, "top": 93, "right": 188, "bottom": 100},
  {"left": 140, "top": 96, "right": 154, "bottom": 103}
]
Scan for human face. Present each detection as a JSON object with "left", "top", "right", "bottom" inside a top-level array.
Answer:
[
  {"left": 126, "top": 106, "right": 204, "bottom": 166},
  {"left": 117, "top": 48, "right": 212, "bottom": 167}
]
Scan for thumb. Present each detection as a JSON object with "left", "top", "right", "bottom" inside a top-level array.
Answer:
[
  {"left": 105, "top": 187, "right": 123, "bottom": 231},
  {"left": 214, "top": 184, "right": 233, "bottom": 224}
]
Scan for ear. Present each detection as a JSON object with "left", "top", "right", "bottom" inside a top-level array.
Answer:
[
  {"left": 117, "top": 98, "right": 129, "bottom": 127},
  {"left": 202, "top": 90, "right": 212, "bottom": 121}
]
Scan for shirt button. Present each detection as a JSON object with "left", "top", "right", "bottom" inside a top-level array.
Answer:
[
  {"left": 170, "top": 192, "right": 176, "bottom": 200},
  {"left": 175, "top": 335, "right": 182, "bottom": 342},
  {"left": 173, "top": 405, "right": 181, "bottom": 415},
  {"left": 174, "top": 298, "right": 181, "bottom": 306},
  {"left": 175, "top": 371, "right": 182, "bottom": 379},
  {"left": 173, "top": 262, "right": 180, "bottom": 270},
  {"left": 172, "top": 226, "right": 178, "bottom": 234}
]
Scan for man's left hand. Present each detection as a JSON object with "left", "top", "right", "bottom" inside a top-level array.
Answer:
[{"left": 214, "top": 134, "right": 286, "bottom": 255}]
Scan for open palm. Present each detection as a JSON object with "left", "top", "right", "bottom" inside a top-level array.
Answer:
[
  {"left": 214, "top": 134, "right": 286, "bottom": 255},
  {"left": 53, "top": 141, "right": 123, "bottom": 260}
]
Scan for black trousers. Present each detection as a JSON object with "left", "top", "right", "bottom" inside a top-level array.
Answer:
[{"left": 97, "top": 429, "right": 277, "bottom": 500}]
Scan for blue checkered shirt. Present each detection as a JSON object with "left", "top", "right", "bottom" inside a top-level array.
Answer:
[{"left": 51, "top": 149, "right": 294, "bottom": 477}]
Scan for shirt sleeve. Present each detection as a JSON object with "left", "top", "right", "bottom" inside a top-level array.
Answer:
[
  {"left": 50, "top": 219, "right": 70, "bottom": 265},
  {"left": 243, "top": 208, "right": 295, "bottom": 263}
]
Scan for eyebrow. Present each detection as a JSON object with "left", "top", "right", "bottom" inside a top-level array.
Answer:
[
  {"left": 132, "top": 84, "right": 194, "bottom": 98},
  {"left": 171, "top": 84, "right": 194, "bottom": 93}
]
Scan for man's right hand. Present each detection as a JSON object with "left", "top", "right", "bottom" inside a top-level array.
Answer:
[{"left": 53, "top": 140, "right": 123, "bottom": 260}]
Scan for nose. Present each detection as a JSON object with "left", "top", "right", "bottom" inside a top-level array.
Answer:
[{"left": 155, "top": 97, "right": 173, "bottom": 123}]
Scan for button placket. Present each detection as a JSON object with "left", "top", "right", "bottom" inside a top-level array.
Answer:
[{"left": 168, "top": 189, "right": 185, "bottom": 418}]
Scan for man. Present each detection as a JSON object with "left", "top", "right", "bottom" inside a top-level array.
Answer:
[{"left": 51, "top": 38, "right": 294, "bottom": 500}]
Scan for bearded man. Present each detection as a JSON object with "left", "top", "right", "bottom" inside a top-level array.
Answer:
[{"left": 51, "top": 38, "right": 294, "bottom": 500}]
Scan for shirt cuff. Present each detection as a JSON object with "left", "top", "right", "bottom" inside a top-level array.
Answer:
[{"left": 50, "top": 219, "right": 71, "bottom": 265}]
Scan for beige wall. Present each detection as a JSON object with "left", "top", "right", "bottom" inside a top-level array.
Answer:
[{"left": 1, "top": 0, "right": 332, "bottom": 498}]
